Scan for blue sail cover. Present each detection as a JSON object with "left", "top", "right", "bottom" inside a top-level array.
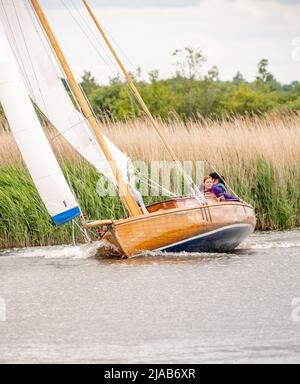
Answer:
[{"left": 52, "top": 207, "right": 81, "bottom": 226}]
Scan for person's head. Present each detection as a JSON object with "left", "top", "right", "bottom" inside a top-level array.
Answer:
[
  {"left": 203, "top": 176, "right": 213, "bottom": 191},
  {"left": 209, "top": 172, "right": 225, "bottom": 186}
]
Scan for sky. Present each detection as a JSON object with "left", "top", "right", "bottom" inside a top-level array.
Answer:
[{"left": 42, "top": 0, "right": 300, "bottom": 84}]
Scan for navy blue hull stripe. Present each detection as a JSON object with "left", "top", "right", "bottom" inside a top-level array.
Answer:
[
  {"left": 52, "top": 206, "right": 81, "bottom": 226},
  {"left": 156, "top": 224, "right": 253, "bottom": 253}
]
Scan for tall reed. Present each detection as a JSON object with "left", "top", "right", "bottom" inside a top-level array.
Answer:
[{"left": 0, "top": 112, "right": 299, "bottom": 248}]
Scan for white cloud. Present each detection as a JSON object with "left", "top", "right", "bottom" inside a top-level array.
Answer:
[{"left": 45, "top": 0, "right": 300, "bottom": 83}]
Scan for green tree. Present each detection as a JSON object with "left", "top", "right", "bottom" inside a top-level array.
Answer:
[
  {"left": 172, "top": 46, "right": 207, "bottom": 80},
  {"left": 233, "top": 71, "right": 245, "bottom": 84},
  {"left": 148, "top": 70, "right": 160, "bottom": 83},
  {"left": 221, "top": 83, "right": 274, "bottom": 115},
  {"left": 256, "top": 59, "right": 275, "bottom": 83},
  {"left": 80, "top": 70, "right": 99, "bottom": 97},
  {"left": 84, "top": 54, "right": 300, "bottom": 122},
  {"left": 205, "top": 65, "right": 219, "bottom": 82}
]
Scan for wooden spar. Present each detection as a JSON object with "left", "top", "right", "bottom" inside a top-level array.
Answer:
[
  {"left": 84, "top": 219, "right": 113, "bottom": 228},
  {"left": 30, "top": 0, "right": 142, "bottom": 217},
  {"left": 81, "top": 0, "right": 201, "bottom": 196}
]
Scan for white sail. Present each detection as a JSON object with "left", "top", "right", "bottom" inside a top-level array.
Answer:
[
  {"left": 0, "top": 0, "right": 128, "bottom": 185},
  {"left": 0, "top": 19, "right": 81, "bottom": 225}
]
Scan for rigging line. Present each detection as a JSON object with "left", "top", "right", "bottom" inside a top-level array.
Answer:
[
  {"left": 71, "top": 0, "right": 138, "bottom": 74},
  {"left": 0, "top": 0, "right": 35, "bottom": 100},
  {"left": 29, "top": 0, "right": 142, "bottom": 217},
  {"left": 98, "top": 21, "right": 138, "bottom": 76},
  {"left": 42, "top": 114, "right": 89, "bottom": 142},
  {"left": 11, "top": 0, "right": 50, "bottom": 118},
  {"left": 25, "top": 0, "right": 66, "bottom": 83},
  {"left": 68, "top": 0, "right": 131, "bottom": 79},
  {"left": 137, "top": 175, "right": 177, "bottom": 197},
  {"left": 125, "top": 82, "right": 142, "bottom": 113},
  {"left": 68, "top": 0, "right": 121, "bottom": 76},
  {"left": 78, "top": 88, "right": 115, "bottom": 150},
  {"left": 24, "top": 0, "right": 143, "bottom": 202},
  {"left": 26, "top": 0, "right": 101, "bottom": 149},
  {"left": 9, "top": 2, "right": 85, "bottom": 219},
  {"left": 72, "top": 220, "right": 76, "bottom": 246},
  {"left": 82, "top": 0, "right": 204, "bottom": 202},
  {"left": 133, "top": 168, "right": 176, "bottom": 197},
  {"left": 23, "top": 77, "right": 97, "bottom": 145},
  {"left": 28, "top": 0, "right": 69, "bottom": 83},
  {"left": 0, "top": 1, "right": 25, "bottom": 77},
  {"left": 37, "top": 24, "right": 129, "bottom": 201},
  {"left": 72, "top": 0, "right": 138, "bottom": 77},
  {"left": 25, "top": 1, "right": 85, "bottom": 138},
  {"left": 77, "top": 2, "right": 139, "bottom": 76},
  {"left": 63, "top": 162, "right": 91, "bottom": 239},
  {"left": 73, "top": 219, "right": 91, "bottom": 243},
  {"left": 27, "top": 0, "right": 85, "bottom": 117},
  {"left": 25, "top": 0, "right": 73, "bottom": 102},
  {"left": 27, "top": 0, "right": 115, "bottom": 156},
  {"left": 59, "top": 0, "right": 119, "bottom": 78},
  {"left": 78, "top": 82, "right": 97, "bottom": 119},
  {"left": 72, "top": 0, "right": 141, "bottom": 86}
]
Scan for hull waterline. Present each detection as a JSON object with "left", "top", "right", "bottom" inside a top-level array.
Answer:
[{"left": 157, "top": 223, "right": 253, "bottom": 253}]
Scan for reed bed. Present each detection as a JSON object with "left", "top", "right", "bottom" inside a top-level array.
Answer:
[{"left": 0, "top": 112, "right": 299, "bottom": 248}]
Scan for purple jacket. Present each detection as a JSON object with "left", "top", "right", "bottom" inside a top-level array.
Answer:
[{"left": 212, "top": 186, "right": 240, "bottom": 202}]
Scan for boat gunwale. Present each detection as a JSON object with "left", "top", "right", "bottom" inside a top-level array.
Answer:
[{"left": 111, "top": 201, "right": 255, "bottom": 227}]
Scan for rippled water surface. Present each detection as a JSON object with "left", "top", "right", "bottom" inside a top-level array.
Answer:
[{"left": 0, "top": 231, "right": 300, "bottom": 363}]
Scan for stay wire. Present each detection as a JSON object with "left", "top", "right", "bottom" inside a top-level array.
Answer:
[
  {"left": 59, "top": 0, "right": 120, "bottom": 78},
  {"left": 12, "top": 0, "right": 50, "bottom": 118},
  {"left": 0, "top": 1, "right": 36, "bottom": 104}
]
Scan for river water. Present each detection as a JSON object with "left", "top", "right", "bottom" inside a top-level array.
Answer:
[{"left": 0, "top": 231, "right": 300, "bottom": 364}]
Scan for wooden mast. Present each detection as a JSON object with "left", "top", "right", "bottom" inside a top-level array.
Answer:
[
  {"left": 30, "top": 0, "right": 142, "bottom": 217},
  {"left": 82, "top": 0, "right": 202, "bottom": 197}
]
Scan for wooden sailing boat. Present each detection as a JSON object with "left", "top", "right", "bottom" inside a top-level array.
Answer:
[{"left": 0, "top": 0, "right": 256, "bottom": 258}]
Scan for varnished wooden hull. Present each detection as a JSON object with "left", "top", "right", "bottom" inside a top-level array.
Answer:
[{"left": 101, "top": 201, "right": 256, "bottom": 258}]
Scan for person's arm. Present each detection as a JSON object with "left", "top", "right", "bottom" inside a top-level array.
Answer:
[
  {"left": 212, "top": 186, "right": 223, "bottom": 197},
  {"left": 223, "top": 193, "right": 240, "bottom": 202}
]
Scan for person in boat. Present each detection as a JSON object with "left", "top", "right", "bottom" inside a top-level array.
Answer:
[
  {"left": 209, "top": 172, "right": 227, "bottom": 194},
  {"left": 209, "top": 172, "right": 240, "bottom": 202},
  {"left": 200, "top": 176, "right": 218, "bottom": 201}
]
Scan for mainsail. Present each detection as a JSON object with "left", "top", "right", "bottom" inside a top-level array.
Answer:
[
  {"left": 0, "top": 0, "right": 128, "bottom": 185},
  {"left": 0, "top": 19, "right": 81, "bottom": 225}
]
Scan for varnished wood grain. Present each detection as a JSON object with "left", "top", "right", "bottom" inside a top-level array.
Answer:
[{"left": 101, "top": 201, "right": 256, "bottom": 257}]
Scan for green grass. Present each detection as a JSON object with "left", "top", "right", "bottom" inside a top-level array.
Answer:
[
  {"left": 227, "top": 158, "right": 300, "bottom": 231},
  {"left": 0, "top": 158, "right": 299, "bottom": 249},
  {"left": 0, "top": 162, "right": 162, "bottom": 248}
]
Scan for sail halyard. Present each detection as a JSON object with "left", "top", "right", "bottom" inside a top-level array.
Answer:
[
  {"left": 29, "top": 0, "right": 142, "bottom": 217},
  {"left": 81, "top": 0, "right": 205, "bottom": 203},
  {"left": 0, "top": 0, "right": 130, "bottom": 187},
  {"left": 0, "top": 18, "right": 81, "bottom": 226}
]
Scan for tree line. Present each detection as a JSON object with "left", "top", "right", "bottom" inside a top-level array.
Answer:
[
  {"left": 80, "top": 48, "right": 300, "bottom": 121},
  {"left": 0, "top": 47, "right": 299, "bottom": 122}
]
